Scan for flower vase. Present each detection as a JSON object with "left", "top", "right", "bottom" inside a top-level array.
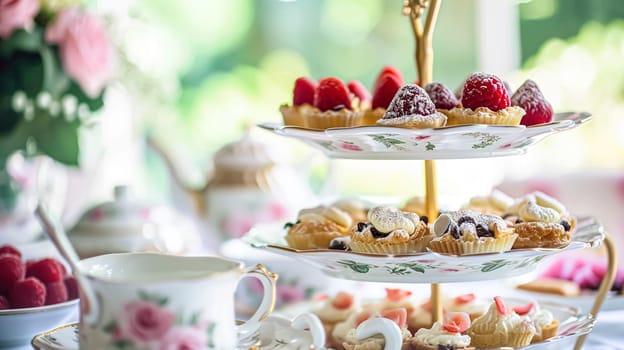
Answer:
[{"left": 0, "top": 153, "right": 67, "bottom": 245}]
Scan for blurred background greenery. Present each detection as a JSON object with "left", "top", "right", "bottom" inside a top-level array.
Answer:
[{"left": 77, "top": 0, "right": 624, "bottom": 209}]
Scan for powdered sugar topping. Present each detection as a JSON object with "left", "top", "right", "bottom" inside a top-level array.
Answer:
[{"left": 382, "top": 84, "right": 437, "bottom": 119}]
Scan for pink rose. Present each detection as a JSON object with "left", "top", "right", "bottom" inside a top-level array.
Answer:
[
  {"left": 276, "top": 285, "right": 305, "bottom": 304},
  {"left": 45, "top": 7, "right": 112, "bottom": 97},
  {"left": 116, "top": 300, "right": 175, "bottom": 345},
  {"left": 0, "top": 0, "right": 39, "bottom": 38},
  {"left": 159, "top": 326, "right": 207, "bottom": 350}
]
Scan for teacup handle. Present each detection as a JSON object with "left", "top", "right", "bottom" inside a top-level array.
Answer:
[{"left": 236, "top": 264, "right": 278, "bottom": 338}]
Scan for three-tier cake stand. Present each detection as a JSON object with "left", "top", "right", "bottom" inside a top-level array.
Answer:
[{"left": 249, "top": 1, "right": 618, "bottom": 349}]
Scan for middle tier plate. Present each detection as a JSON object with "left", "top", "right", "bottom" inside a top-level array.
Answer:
[
  {"left": 244, "top": 216, "right": 604, "bottom": 284},
  {"left": 258, "top": 111, "right": 590, "bottom": 160}
]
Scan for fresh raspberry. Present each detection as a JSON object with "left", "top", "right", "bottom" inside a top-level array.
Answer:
[
  {"left": 383, "top": 84, "right": 436, "bottom": 119},
  {"left": 347, "top": 80, "right": 371, "bottom": 103},
  {"left": 292, "top": 77, "right": 316, "bottom": 106},
  {"left": 461, "top": 72, "right": 510, "bottom": 111},
  {"left": 374, "top": 65, "right": 404, "bottom": 91},
  {"left": 0, "top": 245, "right": 21, "bottom": 259},
  {"left": 313, "top": 77, "right": 352, "bottom": 111},
  {"left": 45, "top": 281, "right": 68, "bottom": 305},
  {"left": 0, "top": 254, "right": 25, "bottom": 294},
  {"left": 10, "top": 277, "right": 46, "bottom": 308},
  {"left": 0, "top": 295, "right": 9, "bottom": 309},
  {"left": 26, "top": 258, "right": 64, "bottom": 283},
  {"left": 424, "top": 82, "right": 459, "bottom": 109},
  {"left": 63, "top": 276, "right": 79, "bottom": 300},
  {"left": 371, "top": 74, "right": 402, "bottom": 110},
  {"left": 510, "top": 79, "right": 553, "bottom": 126}
]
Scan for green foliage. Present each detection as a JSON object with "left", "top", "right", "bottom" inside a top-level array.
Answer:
[{"left": 0, "top": 26, "right": 104, "bottom": 167}]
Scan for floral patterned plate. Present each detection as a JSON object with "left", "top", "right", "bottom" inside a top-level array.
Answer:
[
  {"left": 244, "top": 216, "right": 604, "bottom": 283},
  {"left": 258, "top": 112, "right": 591, "bottom": 159}
]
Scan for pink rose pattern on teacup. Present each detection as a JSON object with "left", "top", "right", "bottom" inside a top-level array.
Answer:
[
  {"left": 106, "top": 291, "right": 215, "bottom": 349},
  {"left": 45, "top": 6, "right": 113, "bottom": 97},
  {"left": 0, "top": 0, "right": 39, "bottom": 38}
]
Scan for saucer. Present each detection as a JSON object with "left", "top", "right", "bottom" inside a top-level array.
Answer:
[{"left": 31, "top": 323, "right": 78, "bottom": 350}]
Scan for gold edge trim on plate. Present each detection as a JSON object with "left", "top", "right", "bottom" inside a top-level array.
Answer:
[{"left": 31, "top": 323, "right": 78, "bottom": 350}]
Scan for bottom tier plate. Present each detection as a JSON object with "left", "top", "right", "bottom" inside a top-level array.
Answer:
[{"left": 32, "top": 299, "right": 595, "bottom": 350}]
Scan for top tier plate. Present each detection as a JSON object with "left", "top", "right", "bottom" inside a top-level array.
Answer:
[{"left": 258, "top": 112, "right": 591, "bottom": 160}]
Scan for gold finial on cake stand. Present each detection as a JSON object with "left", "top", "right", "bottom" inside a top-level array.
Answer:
[{"left": 403, "top": 0, "right": 444, "bottom": 324}]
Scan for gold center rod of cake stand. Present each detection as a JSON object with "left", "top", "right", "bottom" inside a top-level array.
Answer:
[
  {"left": 404, "top": 0, "right": 443, "bottom": 323},
  {"left": 573, "top": 233, "right": 618, "bottom": 350}
]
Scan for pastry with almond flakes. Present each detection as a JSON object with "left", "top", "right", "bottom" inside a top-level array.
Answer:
[
  {"left": 350, "top": 206, "right": 433, "bottom": 255},
  {"left": 284, "top": 205, "right": 352, "bottom": 249},
  {"left": 444, "top": 72, "right": 525, "bottom": 126}
]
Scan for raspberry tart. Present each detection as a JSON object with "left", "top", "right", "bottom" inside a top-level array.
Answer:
[
  {"left": 511, "top": 79, "right": 554, "bottom": 126},
  {"left": 445, "top": 72, "right": 525, "bottom": 126},
  {"left": 362, "top": 66, "right": 404, "bottom": 125},
  {"left": 376, "top": 84, "right": 447, "bottom": 129},
  {"left": 280, "top": 77, "right": 364, "bottom": 129}
]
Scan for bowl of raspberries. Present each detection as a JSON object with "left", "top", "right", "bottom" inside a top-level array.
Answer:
[{"left": 0, "top": 244, "right": 79, "bottom": 346}]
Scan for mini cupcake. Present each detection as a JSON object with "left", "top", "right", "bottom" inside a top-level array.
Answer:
[
  {"left": 313, "top": 291, "right": 359, "bottom": 340},
  {"left": 340, "top": 308, "right": 413, "bottom": 350},
  {"left": 332, "top": 308, "right": 377, "bottom": 350},
  {"left": 350, "top": 206, "right": 434, "bottom": 255},
  {"left": 411, "top": 312, "right": 472, "bottom": 350},
  {"left": 284, "top": 205, "right": 352, "bottom": 249},
  {"left": 280, "top": 77, "right": 363, "bottom": 129},
  {"left": 375, "top": 288, "right": 416, "bottom": 317},
  {"left": 444, "top": 72, "right": 525, "bottom": 126},
  {"left": 362, "top": 66, "right": 404, "bottom": 126},
  {"left": 504, "top": 191, "right": 574, "bottom": 249},
  {"left": 445, "top": 293, "right": 487, "bottom": 321},
  {"left": 376, "top": 84, "right": 447, "bottom": 129},
  {"left": 467, "top": 296, "right": 536, "bottom": 348},
  {"left": 429, "top": 211, "right": 517, "bottom": 255},
  {"left": 407, "top": 299, "right": 435, "bottom": 333},
  {"left": 512, "top": 302, "right": 559, "bottom": 343}
]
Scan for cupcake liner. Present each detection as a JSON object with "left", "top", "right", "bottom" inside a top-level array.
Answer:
[
  {"left": 305, "top": 109, "right": 363, "bottom": 129},
  {"left": 428, "top": 234, "right": 518, "bottom": 255},
  {"left": 349, "top": 235, "right": 434, "bottom": 255},
  {"left": 376, "top": 112, "right": 447, "bottom": 129},
  {"left": 532, "top": 320, "right": 559, "bottom": 343},
  {"left": 508, "top": 329, "right": 535, "bottom": 347},
  {"left": 467, "top": 332, "right": 508, "bottom": 348},
  {"left": 445, "top": 106, "right": 524, "bottom": 126}
]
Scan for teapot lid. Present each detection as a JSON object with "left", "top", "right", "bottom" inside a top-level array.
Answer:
[
  {"left": 213, "top": 132, "right": 277, "bottom": 170},
  {"left": 70, "top": 185, "right": 149, "bottom": 236}
]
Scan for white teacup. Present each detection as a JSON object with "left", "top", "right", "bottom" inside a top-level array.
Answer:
[{"left": 75, "top": 253, "right": 277, "bottom": 350}]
